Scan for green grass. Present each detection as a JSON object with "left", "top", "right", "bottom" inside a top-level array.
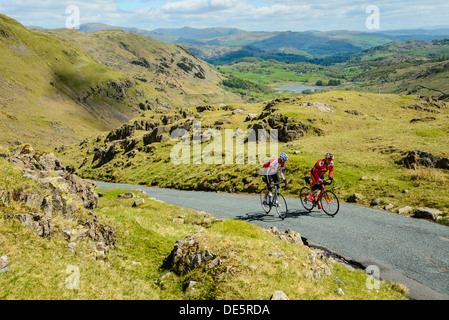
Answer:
[
  {"left": 0, "top": 186, "right": 409, "bottom": 300},
  {"left": 55, "top": 91, "right": 449, "bottom": 225}
]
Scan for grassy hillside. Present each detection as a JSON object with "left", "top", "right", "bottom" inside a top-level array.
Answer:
[
  {"left": 0, "top": 14, "right": 167, "bottom": 149},
  {"left": 38, "top": 28, "right": 242, "bottom": 108},
  {"left": 0, "top": 146, "right": 408, "bottom": 300},
  {"left": 55, "top": 91, "right": 449, "bottom": 225},
  {"left": 0, "top": 14, "right": 241, "bottom": 151}
]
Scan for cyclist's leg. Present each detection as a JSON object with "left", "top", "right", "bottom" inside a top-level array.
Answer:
[{"left": 262, "top": 176, "right": 271, "bottom": 204}]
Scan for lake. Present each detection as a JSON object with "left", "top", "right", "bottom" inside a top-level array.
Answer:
[{"left": 274, "top": 85, "right": 317, "bottom": 92}]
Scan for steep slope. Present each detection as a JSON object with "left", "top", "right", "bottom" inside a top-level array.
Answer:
[
  {"left": 55, "top": 92, "right": 449, "bottom": 223},
  {"left": 0, "top": 14, "right": 169, "bottom": 150},
  {"left": 38, "top": 28, "right": 242, "bottom": 107}
]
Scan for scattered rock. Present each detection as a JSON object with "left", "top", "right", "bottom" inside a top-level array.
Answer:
[
  {"left": 245, "top": 113, "right": 258, "bottom": 121},
  {"left": 300, "top": 101, "right": 336, "bottom": 112},
  {"left": 410, "top": 116, "right": 436, "bottom": 123},
  {"left": 163, "top": 235, "right": 218, "bottom": 275},
  {"left": 397, "top": 206, "right": 414, "bottom": 215},
  {"left": 335, "top": 277, "right": 345, "bottom": 285},
  {"left": 270, "top": 290, "right": 289, "bottom": 300},
  {"left": 397, "top": 150, "right": 449, "bottom": 170},
  {"left": 413, "top": 207, "right": 443, "bottom": 221},
  {"left": 117, "top": 192, "right": 135, "bottom": 199},
  {"left": 267, "top": 227, "right": 303, "bottom": 245},
  {"left": 0, "top": 255, "right": 9, "bottom": 274},
  {"left": 132, "top": 198, "right": 145, "bottom": 207},
  {"left": 347, "top": 193, "right": 364, "bottom": 203},
  {"left": 370, "top": 198, "right": 380, "bottom": 206},
  {"left": 14, "top": 213, "right": 52, "bottom": 239},
  {"left": 67, "top": 242, "right": 77, "bottom": 254},
  {"left": 335, "top": 288, "right": 345, "bottom": 295}
]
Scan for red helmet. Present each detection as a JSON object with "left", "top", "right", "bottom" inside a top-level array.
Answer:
[{"left": 325, "top": 152, "right": 334, "bottom": 160}]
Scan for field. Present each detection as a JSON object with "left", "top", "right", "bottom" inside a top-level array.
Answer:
[{"left": 55, "top": 91, "right": 449, "bottom": 226}]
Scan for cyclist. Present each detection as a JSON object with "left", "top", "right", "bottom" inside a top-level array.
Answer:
[
  {"left": 310, "top": 153, "right": 335, "bottom": 208},
  {"left": 261, "top": 152, "right": 289, "bottom": 206}
]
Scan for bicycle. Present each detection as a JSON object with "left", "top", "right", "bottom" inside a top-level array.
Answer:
[
  {"left": 300, "top": 176, "right": 339, "bottom": 216},
  {"left": 259, "top": 182, "right": 288, "bottom": 219}
]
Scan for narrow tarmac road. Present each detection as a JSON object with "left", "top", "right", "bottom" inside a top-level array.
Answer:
[{"left": 95, "top": 181, "right": 449, "bottom": 300}]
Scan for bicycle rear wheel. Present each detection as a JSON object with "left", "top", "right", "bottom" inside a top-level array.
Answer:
[
  {"left": 320, "top": 190, "right": 339, "bottom": 216},
  {"left": 300, "top": 187, "right": 314, "bottom": 211},
  {"left": 274, "top": 193, "right": 288, "bottom": 219},
  {"left": 260, "top": 189, "right": 271, "bottom": 214}
]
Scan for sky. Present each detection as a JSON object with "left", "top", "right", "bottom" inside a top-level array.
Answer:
[{"left": 1, "top": 0, "right": 449, "bottom": 32}]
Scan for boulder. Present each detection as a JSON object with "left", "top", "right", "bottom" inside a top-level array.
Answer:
[
  {"left": 163, "top": 235, "right": 217, "bottom": 275},
  {"left": 397, "top": 206, "right": 414, "bottom": 215},
  {"left": 14, "top": 213, "right": 52, "bottom": 239},
  {"left": 132, "top": 199, "right": 145, "bottom": 207},
  {"left": 117, "top": 192, "right": 135, "bottom": 199},
  {"left": 397, "top": 150, "right": 449, "bottom": 170},
  {"left": 413, "top": 207, "right": 443, "bottom": 221},
  {"left": 270, "top": 291, "right": 289, "bottom": 300},
  {"left": 347, "top": 193, "right": 364, "bottom": 203}
]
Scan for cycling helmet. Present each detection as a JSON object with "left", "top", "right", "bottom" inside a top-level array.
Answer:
[
  {"left": 325, "top": 152, "right": 334, "bottom": 160},
  {"left": 279, "top": 152, "right": 289, "bottom": 161}
]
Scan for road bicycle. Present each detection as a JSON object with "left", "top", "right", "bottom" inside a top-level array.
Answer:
[
  {"left": 300, "top": 176, "right": 339, "bottom": 216},
  {"left": 259, "top": 182, "right": 288, "bottom": 220}
]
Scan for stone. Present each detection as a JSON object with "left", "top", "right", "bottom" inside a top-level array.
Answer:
[
  {"left": 68, "top": 242, "right": 77, "bottom": 254},
  {"left": 132, "top": 198, "right": 145, "bottom": 207},
  {"left": 347, "top": 193, "right": 364, "bottom": 203},
  {"left": 270, "top": 290, "right": 289, "bottom": 300},
  {"left": 413, "top": 207, "right": 443, "bottom": 221},
  {"left": 14, "top": 213, "right": 52, "bottom": 239},
  {"left": 397, "top": 150, "right": 449, "bottom": 170},
  {"left": 335, "top": 288, "right": 345, "bottom": 295},
  {"left": 397, "top": 206, "right": 414, "bottom": 215},
  {"left": 117, "top": 192, "right": 135, "bottom": 199},
  {"left": 370, "top": 198, "right": 380, "bottom": 206},
  {"left": 0, "top": 255, "right": 9, "bottom": 273}
]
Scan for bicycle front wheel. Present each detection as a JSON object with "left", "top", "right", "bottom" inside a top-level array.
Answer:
[
  {"left": 300, "top": 187, "right": 314, "bottom": 211},
  {"left": 320, "top": 190, "right": 339, "bottom": 216},
  {"left": 274, "top": 193, "right": 288, "bottom": 220},
  {"left": 260, "top": 189, "right": 271, "bottom": 214}
]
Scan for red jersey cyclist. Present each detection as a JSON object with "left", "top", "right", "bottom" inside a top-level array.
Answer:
[
  {"left": 261, "top": 152, "right": 289, "bottom": 206},
  {"left": 310, "top": 153, "right": 335, "bottom": 207}
]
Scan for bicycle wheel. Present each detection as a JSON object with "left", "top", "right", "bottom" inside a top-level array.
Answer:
[
  {"left": 260, "top": 189, "right": 271, "bottom": 214},
  {"left": 274, "top": 193, "right": 288, "bottom": 219},
  {"left": 320, "top": 190, "right": 339, "bottom": 216},
  {"left": 300, "top": 187, "right": 314, "bottom": 211}
]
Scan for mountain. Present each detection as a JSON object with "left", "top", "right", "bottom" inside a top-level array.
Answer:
[
  {"left": 72, "top": 24, "right": 449, "bottom": 64},
  {"left": 0, "top": 14, "right": 240, "bottom": 150},
  {"left": 37, "top": 28, "right": 240, "bottom": 107}
]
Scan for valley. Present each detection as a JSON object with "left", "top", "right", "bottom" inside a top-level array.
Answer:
[{"left": 1, "top": 12, "right": 449, "bottom": 301}]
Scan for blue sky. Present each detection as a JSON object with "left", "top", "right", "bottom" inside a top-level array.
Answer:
[{"left": 1, "top": 0, "right": 449, "bottom": 32}]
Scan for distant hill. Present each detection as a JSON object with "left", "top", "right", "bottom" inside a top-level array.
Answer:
[
  {"left": 71, "top": 24, "right": 449, "bottom": 64},
  {"left": 0, "top": 14, "right": 240, "bottom": 150}
]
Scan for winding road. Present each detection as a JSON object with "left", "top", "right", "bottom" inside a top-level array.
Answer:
[{"left": 95, "top": 180, "right": 449, "bottom": 300}]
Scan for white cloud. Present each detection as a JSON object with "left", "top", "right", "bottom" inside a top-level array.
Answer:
[{"left": 0, "top": 0, "right": 448, "bottom": 31}]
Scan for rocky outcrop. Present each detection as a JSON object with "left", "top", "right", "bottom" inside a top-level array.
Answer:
[
  {"left": 14, "top": 213, "right": 52, "bottom": 239},
  {"left": 397, "top": 150, "right": 449, "bottom": 170},
  {"left": 163, "top": 235, "right": 230, "bottom": 276},
  {"left": 267, "top": 227, "right": 303, "bottom": 245},
  {"left": 1, "top": 145, "right": 111, "bottom": 243}
]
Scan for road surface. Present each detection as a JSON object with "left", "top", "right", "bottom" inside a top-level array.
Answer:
[{"left": 95, "top": 180, "right": 449, "bottom": 300}]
